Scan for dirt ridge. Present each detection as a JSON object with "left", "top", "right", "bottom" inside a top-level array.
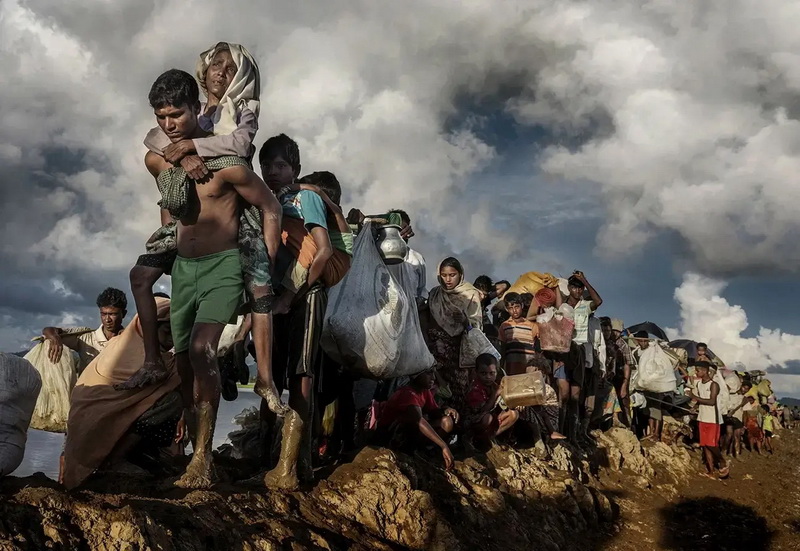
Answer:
[{"left": 2, "top": 429, "right": 798, "bottom": 550}]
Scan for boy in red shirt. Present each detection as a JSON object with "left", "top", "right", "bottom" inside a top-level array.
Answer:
[
  {"left": 465, "top": 353, "right": 519, "bottom": 450},
  {"left": 376, "top": 369, "right": 458, "bottom": 470}
]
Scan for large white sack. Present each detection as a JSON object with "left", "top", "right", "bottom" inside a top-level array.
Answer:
[
  {"left": 24, "top": 341, "right": 78, "bottom": 433},
  {"left": 713, "top": 368, "right": 732, "bottom": 416},
  {"left": 633, "top": 343, "right": 678, "bottom": 393},
  {"left": 321, "top": 222, "right": 434, "bottom": 379},
  {"left": 0, "top": 353, "right": 42, "bottom": 476},
  {"left": 723, "top": 372, "right": 742, "bottom": 393}
]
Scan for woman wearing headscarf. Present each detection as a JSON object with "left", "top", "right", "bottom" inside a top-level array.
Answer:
[
  {"left": 62, "top": 297, "right": 183, "bottom": 489},
  {"left": 421, "top": 257, "right": 483, "bottom": 411}
]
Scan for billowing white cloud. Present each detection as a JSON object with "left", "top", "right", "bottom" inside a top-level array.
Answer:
[
  {"left": 3, "top": 0, "right": 800, "bottom": 352},
  {"left": 668, "top": 273, "right": 800, "bottom": 393}
]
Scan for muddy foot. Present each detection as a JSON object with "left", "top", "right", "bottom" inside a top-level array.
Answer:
[
  {"left": 254, "top": 380, "right": 289, "bottom": 415},
  {"left": 114, "top": 360, "right": 169, "bottom": 391},
  {"left": 263, "top": 466, "right": 299, "bottom": 491},
  {"left": 174, "top": 456, "right": 215, "bottom": 489}
]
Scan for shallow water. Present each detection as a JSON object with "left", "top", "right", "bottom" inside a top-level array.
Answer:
[{"left": 15, "top": 388, "right": 264, "bottom": 480}]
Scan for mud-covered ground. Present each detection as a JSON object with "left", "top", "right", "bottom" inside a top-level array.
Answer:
[
  {"left": 1, "top": 428, "right": 799, "bottom": 550},
  {"left": 604, "top": 429, "right": 800, "bottom": 551}
]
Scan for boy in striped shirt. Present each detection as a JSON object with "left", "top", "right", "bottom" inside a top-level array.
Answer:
[{"left": 499, "top": 292, "right": 540, "bottom": 375}]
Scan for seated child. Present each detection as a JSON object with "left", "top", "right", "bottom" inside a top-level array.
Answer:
[
  {"left": 499, "top": 292, "right": 540, "bottom": 375},
  {"left": 465, "top": 353, "right": 520, "bottom": 451},
  {"left": 375, "top": 369, "right": 458, "bottom": 470},
  {"left": 761, "top": 405, "right": 775, "bottom": 454}
]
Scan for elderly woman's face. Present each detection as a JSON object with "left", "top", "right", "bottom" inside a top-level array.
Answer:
[
  {"left": 205, "top": 49, "right": 238, "bottom": 100},
  {"left": 440, "top": 266, "right": 461, "bottom": 290}
]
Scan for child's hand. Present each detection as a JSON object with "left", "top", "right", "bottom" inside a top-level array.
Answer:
[
  {"left": 441, "top": 446, "right": 454, "bottom": 471},
  {"left": 299, "top": 184, "right": 332, "bottom": 203}
]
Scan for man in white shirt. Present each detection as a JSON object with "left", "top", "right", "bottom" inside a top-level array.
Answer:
[{"left": 42, "top": 287, "right": 128, "bottom": 373}]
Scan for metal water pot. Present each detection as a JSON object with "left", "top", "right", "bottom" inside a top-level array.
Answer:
[{"left": 375, "top": 224, "right": 408, "bottom": 265}]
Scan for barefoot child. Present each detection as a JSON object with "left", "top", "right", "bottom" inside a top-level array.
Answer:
[
  {"left": 465, "top": 354, "right": 519, "bottom": 450},
  {"left": 687, "top": 361, "right": 729, "bottom": 479},
  {"left": 376, "top": 369, "right": 458, "bottom": 470}
]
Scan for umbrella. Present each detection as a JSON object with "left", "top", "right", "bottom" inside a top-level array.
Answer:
[{"left": 624, "top": 321, "right": 669, "bottom": 341}]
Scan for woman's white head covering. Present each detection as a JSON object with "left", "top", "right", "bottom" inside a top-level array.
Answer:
[{"left": 195, "top": 42, "right": 260, "bottom": 135}]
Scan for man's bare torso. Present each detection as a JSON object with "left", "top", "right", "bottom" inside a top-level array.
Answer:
[
  {"left": 149, "top": 153, "right": 239, "bottom": 258},
  {"left": 178, "top": 170, "right": 240, "bottom": 258}
]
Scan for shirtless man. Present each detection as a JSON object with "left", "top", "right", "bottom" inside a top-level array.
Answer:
[{"left": 145, "top": 69, "right": 281, "bottom": 488}]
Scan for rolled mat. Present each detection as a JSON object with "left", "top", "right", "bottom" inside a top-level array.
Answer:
[{"left": 535, "top": 287, "right": 557, "bottom": 308}]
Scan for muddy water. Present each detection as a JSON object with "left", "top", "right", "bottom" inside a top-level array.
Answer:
[{"left": 15, "top": 388, "right": 264, "bottom": 480}]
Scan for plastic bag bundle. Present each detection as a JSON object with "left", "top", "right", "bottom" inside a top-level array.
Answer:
[
  {"left": 232, "top": 405, "right": 260, "bottom": 429},
  {"left": 633, "top": 343, "right": 678, "bottom": 393},
  {"left": 0, "top": 353, "right": 42, "bottom": 476},
  {"left": 459, "top": 327, "right": 500, "bottom": 368},
  {"left": 723, "top": 372, "right": 742, "bottom": 393},
  {"left": 321, "top": 222, "right": 434, "bottom": 379},
  {"left": 224, "top": 406, "right": 261, "bottom": 460},
  {"left": 536, "top": 310, "right": 574, "bottom": 353},
  {"left": 24, "top": 341, "right": 78, "bottom": 433}
]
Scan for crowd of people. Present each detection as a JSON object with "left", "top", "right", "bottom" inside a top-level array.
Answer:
[{"left": 21, "top": 41, "right": 797, "bottom": 490}]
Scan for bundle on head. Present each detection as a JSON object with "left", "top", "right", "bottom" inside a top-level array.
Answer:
[{"left": 535, "top": 287, "right": 557, "bottom": 308}]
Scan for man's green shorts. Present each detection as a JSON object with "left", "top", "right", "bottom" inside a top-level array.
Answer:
[{"left": 171, "top": 249, "right": 244, "bottom": 354}]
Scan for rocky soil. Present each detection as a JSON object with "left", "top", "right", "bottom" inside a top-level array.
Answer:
[{"left": 2, "top": 428, "right": 799, "bottom": 550}]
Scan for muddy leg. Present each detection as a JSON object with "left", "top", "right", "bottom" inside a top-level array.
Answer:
[
  {"left": 290, "top": 375, "right": 315, "bottom": 482},
  {"left": 175, "top": 323, "right": 224, "bottom": 489},
  {"left": 175, "top": 402, "right": 216, "bottom": 488},
  {"left": 115, "top": 265, "right": 169, "bottom": 391},
  {"left": 251, "top": 312, "right": 288, "bottom": 415},
  {"left": 264, "top": 409, "right": 303, "bottom": 490}
]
